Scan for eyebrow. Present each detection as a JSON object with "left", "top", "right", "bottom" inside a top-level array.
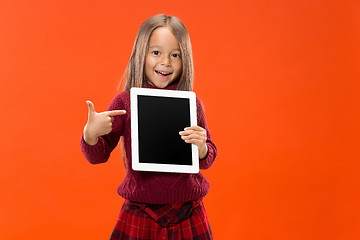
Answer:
[{"left": 149, "top": 45, "right": 181, "bottom": 51}]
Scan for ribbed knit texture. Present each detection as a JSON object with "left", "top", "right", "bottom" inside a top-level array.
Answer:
[{"left": 80, "top": 82, "right": 217, "bottom": 204}]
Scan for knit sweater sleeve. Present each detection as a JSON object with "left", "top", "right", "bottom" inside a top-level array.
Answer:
[
  {"left": 80, "top": 93, "right": 127, "bottom": 164},
  {"left": 196, "top": 98, "right": 217, "bottom": 169}
]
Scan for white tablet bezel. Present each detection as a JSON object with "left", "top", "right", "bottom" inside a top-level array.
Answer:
[{"left": 130, "top": 87, "right": 199, "bottom": 174}]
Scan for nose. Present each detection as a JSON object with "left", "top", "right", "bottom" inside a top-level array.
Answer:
[{"left": 161, "top": 55, "right": 171, "bottom": 67}]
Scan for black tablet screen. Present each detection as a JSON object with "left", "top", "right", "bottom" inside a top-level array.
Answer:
[{"left": 137, "top": 95, "right": 192, "bottom": 165}]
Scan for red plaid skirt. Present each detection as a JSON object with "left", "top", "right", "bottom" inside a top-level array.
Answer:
[{"left": 110, "top": 199, "right": 213, "bottom": 240}]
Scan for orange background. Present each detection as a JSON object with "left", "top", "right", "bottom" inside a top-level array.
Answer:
[{"left": 1, "top": 0, "right": 359, "bottom": 239}]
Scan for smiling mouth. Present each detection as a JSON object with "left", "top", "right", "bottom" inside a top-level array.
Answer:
[{"left": 155, "top": 70, "right": 172, "bottom": 77}]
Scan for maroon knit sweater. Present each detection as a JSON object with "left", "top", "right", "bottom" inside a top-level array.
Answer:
[{"left": 80, "top": 82, "right": 217, "bottom": 204}]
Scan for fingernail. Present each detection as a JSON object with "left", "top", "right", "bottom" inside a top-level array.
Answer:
[{"left": 179, "top": 131, "right": 183, "bottom": 135}]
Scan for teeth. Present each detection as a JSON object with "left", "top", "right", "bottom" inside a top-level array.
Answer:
[{"left": 157, "top": 70, "right": 170, "bottom": 75}]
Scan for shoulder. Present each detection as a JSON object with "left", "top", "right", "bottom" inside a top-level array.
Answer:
[
  {"left": 195, "top": 96, "right": 207, "bottom": 123},
  {"left": 196, "top": 96, "right": 205, "bottom": 111},
  {"left": 114, "top": 91, "right": 130, "bottom": 100},
  {"left": 108, "top": 91, "right": 130, "bottom": 111}
]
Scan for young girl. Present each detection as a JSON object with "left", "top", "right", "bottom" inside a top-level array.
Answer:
[{"left": 80, "top": 14, "right": 217, "bottom": 240}]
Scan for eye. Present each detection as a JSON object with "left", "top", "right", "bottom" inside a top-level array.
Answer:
[
  {"left": 172, "top": 53, "right": 181, "bottom": 58},
  {"left": 152, "top": 51, "right": 160, "bottom": 56}
]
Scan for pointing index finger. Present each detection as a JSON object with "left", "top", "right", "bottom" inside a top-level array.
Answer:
[{"left": 106, "top": 110, "right": 127, "bottom": 116}]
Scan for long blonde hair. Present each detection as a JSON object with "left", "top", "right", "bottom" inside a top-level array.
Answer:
[{"left": 124, "top": 14, "right": 194, "bottom": 91}]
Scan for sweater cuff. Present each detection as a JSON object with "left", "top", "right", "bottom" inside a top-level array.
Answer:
[
  {"left": 199, "top": 142, "right": 215, "bottom": 170},
  {"left": 199, "top": 142, "right": 210, "bottom": 160},
  {"left": 80, "top": 134, "right": 105, "bottom": 153}
]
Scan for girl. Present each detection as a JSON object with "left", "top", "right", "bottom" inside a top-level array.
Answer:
[{"left": 80, "top": 14, "right": 217, "bottom": 240}]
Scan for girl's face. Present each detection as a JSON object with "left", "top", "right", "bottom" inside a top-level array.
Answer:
[{"left": 145, "top": 27, "right": 182, "bottom": 88}]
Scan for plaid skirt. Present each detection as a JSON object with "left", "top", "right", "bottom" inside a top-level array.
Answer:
[{"left": 110, "top": 199, "right": 213, "bottom": 240}]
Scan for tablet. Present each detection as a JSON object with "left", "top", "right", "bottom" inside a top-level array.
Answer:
[{"left": 130, "top": 87, "right": 199, "bottom": 173}]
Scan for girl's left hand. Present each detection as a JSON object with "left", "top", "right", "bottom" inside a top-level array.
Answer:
[{"left": 179, "top": 126, "right": 208, "bottom": 159}]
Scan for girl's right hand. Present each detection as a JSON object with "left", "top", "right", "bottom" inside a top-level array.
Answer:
[{"left": 83, "top": 100, "right": 126, "bottom": 145}]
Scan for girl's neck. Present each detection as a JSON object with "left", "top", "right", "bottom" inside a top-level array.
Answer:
[{"left": 146, "top": 80, "right": 179, "bottom": 90}]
